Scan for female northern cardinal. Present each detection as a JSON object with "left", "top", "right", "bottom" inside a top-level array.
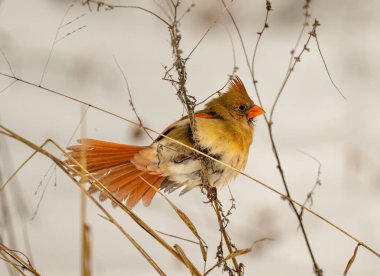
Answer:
[{"left": 67, "top": 76, "right": 265, "bottom": 208}]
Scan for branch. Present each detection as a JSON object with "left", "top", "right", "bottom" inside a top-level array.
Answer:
[
  {"left": 0, "top": 242, "right": 40, "bottom": 276},
  {"left": 83, "top": 0, "right": 170, "bottom": 26},
  {"left": 166, "top": 2, "right": 242, "bottom": 274}
]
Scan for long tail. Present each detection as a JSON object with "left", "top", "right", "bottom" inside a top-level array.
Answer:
[{"left": 66, "top": 139, "right": 165, "bottom": 209}]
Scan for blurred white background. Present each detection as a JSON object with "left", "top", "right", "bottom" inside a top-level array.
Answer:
[{"left": 0, "top": 0, "right": 379, "bottom": 275}]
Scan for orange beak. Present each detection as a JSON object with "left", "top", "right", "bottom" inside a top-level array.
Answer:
[{"left": 247, "top": 105, "right": 265, "bottom": 120}]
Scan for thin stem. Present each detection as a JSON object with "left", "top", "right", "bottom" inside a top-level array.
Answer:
[
  {"left": 0, "top": 250, "right": 26, "bottom": 276},
  {"left": 84, "top": 0, "right": 170, "bottom": 26},
  {"left": 213, "top": 198, "right": 241, "bottom": 275},
  {"left": 250, "top": 0, "right": 271, "bottom": 106},
  {"left": 314, "top": 34, "right": 345, "bottom": 99},
  {"left": 0, "top": 242, "right": 40, "bottom": 276},
  {"left": 0, "top": 48, "right": 16, "bottom": 77},
  {"left": 186, "top": 0, "right": 234, "bottom": 60},
  {"left": 39, "top": 0, "right": 76, "bottom": 86},
  {"left": 0, "top": 79, "right": 18, "bottom": 95},
  {"left": 166, "top": 2, "right": 242, "bottom": 273}
]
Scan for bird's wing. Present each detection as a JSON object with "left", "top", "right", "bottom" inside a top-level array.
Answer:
[
  {"left": 180, "top": 112, "right": 217, "bottom": 120},
  {"left": 154, "top": 112, "right": 218, "bottom": 143}
]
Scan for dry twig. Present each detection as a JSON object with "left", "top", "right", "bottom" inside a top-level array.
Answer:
[{"left": 0, "top": 242, "right": 39, "bottom": 276}]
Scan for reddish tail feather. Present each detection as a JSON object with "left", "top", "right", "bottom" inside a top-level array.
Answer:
[{"left": 66, "top": 139, "right": 165, "bottom": 209}]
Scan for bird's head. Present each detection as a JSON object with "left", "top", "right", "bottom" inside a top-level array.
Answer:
[{"left": 206, "top": 76, "right": 265, "bottom": 126}]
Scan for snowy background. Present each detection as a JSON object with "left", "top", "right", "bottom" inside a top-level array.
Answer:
[{"left": 0, "top": 0, "right": 379, "bottom": 275}]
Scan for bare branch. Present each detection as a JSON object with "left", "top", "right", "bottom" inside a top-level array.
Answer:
[
  {"left": 287, "top": 0, "right": 312, "bottom": 69},
  {"left": 39, "top": 0, "right": 78, "bottom": 86},
  {"left": 250, "top": 0, "right": 272, "bottom": 106},
  {"left": 0, "top": 48, "right": 16, "bottom": 77},
  {"left": 313, "top": 27, "right": 346, "bottom": 99},
  {"left": 83, "top": 0, "right": 170, "bottom": 26},
  {"left": 0, "top": 79, "right": 18, "bottom": 95},
  {"left": 186, "top": 0, "right": 234, "bottom": 59},
  {"left": 298, "top": 150, "right": 322, "bottom": 219},
  {"left": 269, "top": 20, "right": 319, "bottom": 121},
  {"left": 0, "top": 242, "right": 39, "bottom": 276},
  {"left": 113, "top": 55, "right": 154, "bottom": 141}
]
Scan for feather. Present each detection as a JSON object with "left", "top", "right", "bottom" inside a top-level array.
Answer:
[
  {"left": 66, "top": 139, "right": 165, "bottom": 208},
  {"left": 228, "top": 75, "right": 249, "bottom": 97},
  {"left": 180, "top": 112, "right": 217, "bottom": 121}
]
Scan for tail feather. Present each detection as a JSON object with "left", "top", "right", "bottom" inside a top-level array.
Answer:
[
  {"left": 93, "top": 164, "right": 137, "bottom": 198},
  {"left": 66, "top": 139, "right": 165, "bottom": 208},
  {"left": 142, "top": 177, "right": 165, "bottom": 207},
  {"left": 97, "top": 168, "right": 144, "bottom": 200},
  {"left": 109, "top": 170, "right": 145, "bottom": 199},
  {"left": 115, "top": 172, "right": 148, "bottom": 201},
  {"left": 126, "top": 175, "right": 160, "bottom": 209},
  {"left": 71, "top": 139, "right": 144, "bottom": 151},
  {"left": 88, "top": 164, "right": 132, "bottom": 194}
]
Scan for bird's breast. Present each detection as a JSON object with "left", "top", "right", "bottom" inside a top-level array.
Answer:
[{"left": 195, "top": 118, "right": 252, "bottom": 163}]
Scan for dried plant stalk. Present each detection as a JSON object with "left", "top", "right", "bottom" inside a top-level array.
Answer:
[
  {"left": 343, "top": 243, "right": 362, "bottom": 276},
  {"left": 0, "top": 242, "right": 40, "bottom": 276},
  {"left": 0, "top": 125, "right": 200, "bottom": 274},
  {"left": 140, "top": 176, "right": 208, "bottom": 262}
]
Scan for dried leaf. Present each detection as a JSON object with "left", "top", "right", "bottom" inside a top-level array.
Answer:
[
  {"left": 253, "top": 237, "right": 274, "bottom": 245},
  {"left": 344, "top": 243, "right": 361, "bottom": 276},
  {"left": 140, "top": 176, "right": 208, "bottom": 261},
  {"left": 174, "top": 244, "right": 201, "bottom": 276},
  {"left": 205, "top": 247, "right": 252, "bottom": 275}
]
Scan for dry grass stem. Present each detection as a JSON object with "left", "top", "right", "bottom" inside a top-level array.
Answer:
[
  {"left": 298, "top": 150, "right": 322, "bottom": 219},
  {"left": 113, "top": 55, "right": 154, "bottom": 141},
  {"left": 343, "top": 243, "right": 362, "bottom": 276},
  {"left": 156, "top": 1, "right": 243, "bottom": 273},
  {"left": 0, "top": 125, "right": 203, "bottom": 274},
  {"left": 0, "top": 79, "right": 17, "bottom": 95},
  {"left": 139, "top": 176, "right": 208, "bottom": 262},
  {"left": 313, "top": 30, "right": 346, "bottom": 99},
  {"left": 269, "top": 19, "right": 319, "bottom": 121},
  {"left": 73, "top": 171, "right": 166, "bottom": 275},
  {"left": 79, "top": 106, "right": 91, "bottom": 276},
  {"left": 221, "top": 1, "right": 323, "bottom": 273},
  {"left": 174, "top": 244, "right": 202, "bottom": 276},
  {"left": 98, "top": 214, "right": 166, "bottom": 276},
  {"left": 164, "top": 1, "right": 242, "bottom": 273},
  {"left": 0, "top": 48, "right": 15, "bottom": 77},
  {"left": 185, "top": 0, "right": 234, "bottom": 59},
  {"left": 287, "top": 0, "right": 311, "bottom": 69},
  {"left": 1, "top": 133, "right": 167, "bottom": 275},
  {"left": 83, "top": 0, "right": 170, "bottom": 26},
  {"left": 204, "top": 247, "right": 252, "bottom": 275},
  {"left": 250, "top": 0, "right": 272, "bottom": 87},
  {"left": 0, "top": 249, "right": 26, "bottom": 276},
  {"left": 196, "top": 25, "right": 237, "bottom": 107},
  {"left": 0, "top": 242, "right": 39, "bottom": 276},
  {"left": 39, "top": 0, "right": 79, "bottom": 86}
]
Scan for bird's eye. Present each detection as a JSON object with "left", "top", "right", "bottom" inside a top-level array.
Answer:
[{"left": 238, "top": 105, "right": 247, "bottom": 111}]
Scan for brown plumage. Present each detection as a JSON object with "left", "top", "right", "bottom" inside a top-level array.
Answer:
[{"left": 66, "top": 76, "right": 265, "bottom": 209}]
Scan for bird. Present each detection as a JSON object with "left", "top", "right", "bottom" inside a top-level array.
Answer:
[{"left": 66, "top": 76, "right": 265, "bottom": 209}]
